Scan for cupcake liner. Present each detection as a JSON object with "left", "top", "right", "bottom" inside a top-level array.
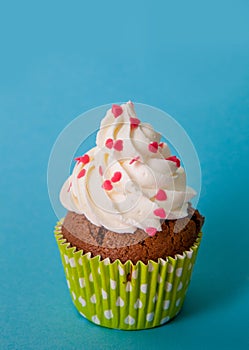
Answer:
[{"left": 54, "top": 220, "right": 202, "bottom": 330}]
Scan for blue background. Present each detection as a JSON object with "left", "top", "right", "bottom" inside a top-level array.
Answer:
[{"left": 1, "top": 1, "right": 249, "bottom": 349}]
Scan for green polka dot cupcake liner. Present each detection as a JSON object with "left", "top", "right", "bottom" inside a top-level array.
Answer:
[{"left": 54, "top": 221, "right": 202, "bottom": 330}]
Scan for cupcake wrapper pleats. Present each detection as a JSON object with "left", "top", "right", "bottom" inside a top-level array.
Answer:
[{"left": 54, "top": 220, "right": 202, "bottom": 330}]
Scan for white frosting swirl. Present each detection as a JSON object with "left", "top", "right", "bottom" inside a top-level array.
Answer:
[{"left": 60, "top": 102, "right": 196, "bottom": 234}]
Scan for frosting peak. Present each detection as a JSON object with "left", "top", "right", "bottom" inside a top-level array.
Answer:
[{"left": 60, "top": 102, "right": 196, "bottom": 235}]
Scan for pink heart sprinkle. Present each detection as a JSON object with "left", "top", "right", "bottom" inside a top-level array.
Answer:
[
  {"left": 166, "top": 156, "right": 180, "bottom": 168},
  {"left": 129, "top": 156, "right": 140, "bottom": 165},
  {"left": 153, "top": 208, "right": 166, "bottom": 219},
  {"left": 148, "top": 142, "right": 158, "bottom": 153},
  {"left": 111, "top": 171, "right": 122, "bottom": 183},
  {"left": 75, "top": 154, "right": 90, "bottom": 164},
  {"left": 113, "top": 139, "right": 123, "bottom": 151},
  {"left": 77, "top": 168, "right": 86, "bottom": 179},
  {"left": 155, "top": 189, "right": 167, "bottom": 201},
  {"left": 67, "top": 182, "right": 72, "bottom": 192},
  {"left": 99, "top": 166, "right": 103, "bottom": 176},
  {"left": 102, "top": 180, "right": 113, "bottom": 191},
  {"left": 112, "top": 104, "right": 123, "bottom": 118},
  {"left": 130, "top": 117, "right": 140, "bottom": 130},
  {"left": 105, "top": 138, "right": 113, "bottom": 149},
  {"left": 145, "top": 227, "right": 157, "bottom": 236}
]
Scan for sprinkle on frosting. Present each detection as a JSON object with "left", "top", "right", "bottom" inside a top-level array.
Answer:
[
  {"left": 148, "top": 142, "right": 159, "bottom": 153},
  {"left": 105, "top": 138, "right": 114, "bottom": 149},
  {"left": 112, "top": 104, "right": 123, "bottom": 118},
  {"left": 153, "top": 208, "right": 166, "bottom": 219},
  {"left": 99, "top": 165, "right": 103, "bottom": 176},
  {"left": 155, "top": 189, "right": 167, "bottom": 201},
  {"left": 129, "top": 156, "right": 140, "bottom": 165},
  {"left": 77, "top": 169, "right": 86, "bottom": 179},
  {"left": 111, "top": 171, "right": 122, "bottom": 183},
  {"left": 130, "top": 117, "right": 141, "bottom": 130},
  {"left": 113, "top": 139, "right": 123, "bottom": 151},
  {"left": 75, "top": 154, "right": 90, "bottom": 164},
  {"left": 145, "top": 227, "right": 157, "bottom": 237},
  {"left": 102, "top": 180, "right": 113, "bottom": 191},
  {"left": 166, "top": 156, "right": 180, "bottom": 168}
]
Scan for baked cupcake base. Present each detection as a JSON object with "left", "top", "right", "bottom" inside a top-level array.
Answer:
[{"left": 54, "top": 221, "right": 202, "bottom": 330}]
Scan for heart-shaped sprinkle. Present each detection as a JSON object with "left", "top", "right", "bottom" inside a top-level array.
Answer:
[
  {"left": 75, "top": 154, "right": 90, "bottom": 164},
  {"left": 112, "top": 104, "right": 123, "bottom": 118},
  {"left": 77, "top": 169, "right": 86, "bottom": 179},
  {"left": 102, "top": 180, "right": 113, "bottom": 191},
  {"left": 159, "top": 142, "right": 164, "bottom": 148},
  {"left": 148, "top": 142, "right": 158, "bottom": 153},
  {"left": 155, "top": 189, "right": 167, "bottom": 201},
  {"left": 154, "top": 208, "right": 166, "bottom": 219},
  {"left": 113, "top": 139, "right": 123, "bottom": 151},
  {"left": 67, "top": 182, "right": 72, "bottom": 192},
  {"left": 130, "top": 117, "right": 141, "bottom": 129},
  {"left": 105, "top": 138, "right": 113, "bottom": 149},
  {"left": 111, "top": 171, "right": 122, "bottom": 183},
  {"left": 99, "top": 165, "right": 103, "bottom": 176},
  {"left": 145, "top": 227, "right": 157, "bottom": 236},
  {"left": 166, "top": 156, "right": 180, "bottom": 168},
  {"left": 129, "top": 156, "right": 140, "bottom": 165}
]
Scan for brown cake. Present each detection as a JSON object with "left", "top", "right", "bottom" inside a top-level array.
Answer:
[{"left": 61, "top": 206, "right": 204, "bottom": 264}]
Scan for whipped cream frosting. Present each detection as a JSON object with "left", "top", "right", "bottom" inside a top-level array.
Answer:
[{"left": 60, "top": 101, "right": 196, "bottom": 235}]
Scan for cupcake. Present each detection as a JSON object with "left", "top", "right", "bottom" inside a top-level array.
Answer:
[{"left": 55, "top": 101, "right": 204, "bottom": 330}]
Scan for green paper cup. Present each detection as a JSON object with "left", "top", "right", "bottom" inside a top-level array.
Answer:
[{"left": 54, "top": 220, "right": 202, "bottom": 330}]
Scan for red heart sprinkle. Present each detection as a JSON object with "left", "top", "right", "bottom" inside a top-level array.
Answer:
[
  {"left": 130, "top": 117, "right": 140, "bottom": 129},
  {"left": 155, "top": 189, "right": 167, "bottom": 201},
  {"left": 129, "top": 156, "right": 140, "bottom": 165},
  {"left": 67, "top": 182, "right": 72, "bottom": 192},
  {"left": 113, "top": 139, "right": 123, "bottom": 151},
  {"left": 145, "top": 227, "right": 157, "bottom": 236},
  {"left": 99, "top": 165, "right": 103, "bottom": 176},
  {"left": 112, "top": 104, "right": 123, "bottom": 118},
  {"left": 148, "top": 142, "right": 158, "bottom": 153},
  {"left": 166, "top": 156, "right": 180, "bottom": 168},
  {"left": 75, "top": 154, "right": 90, "bottom": 164},
  {"left": 105, "top": 138, "right": 113, "bottom": 149},
  {"left": 159, "top": 142, "right": 164, "bottom": 148},
  {"left": 77, "top": 169, "right": 86, "bottom": 179},
  {"left": 111, "top": 171, "right": 122, "bottom": 183},
  {"left": 102, "top": 180, "right": 113, "bottom": 191},
  {"left": 153, "top": 208, "right": 166, "bottom": 219}
]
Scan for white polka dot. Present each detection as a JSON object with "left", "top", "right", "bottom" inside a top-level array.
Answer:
[
  {"left": 101, "top": 289, "right": 108, "bottom": 299},
  {"left": 157, "top": 275, "right": 162, "bottom": 283},
  {"left": 80, "top": 312, "right": 86, "bottom": 318},
  {"left": 89, "top": 273, "right": 93, "bottom": 282},
  {"left": 186, "top": 250, "right": 193, "bottom": 259},
  {"left": 78, "top": 296, "right": 86, "bottom": 307},
  {"left": 86, "top": 253, "right": 91, "bottom": 260},
  {"left": 65, "top": 268, "right": 69, "bottom": 276},
  {"left": 177, "top": 281, "right": 183, "bottom": 291},
  {"left": 118, "top": 265, "right": 124, "bottom": 276},
  {"left": 167, "top": 264, "right": 173, "bottom": 273},
  {"left": 165, "top": 282, "right": 172, "bottom": 292},
  {"left": 124, "top": 315, "right": 135, "bottom": 325},
  {"left": 64, "top": 255, "right": 69, "bottom": 264},
  {"left": 90, "top": 294, "right": 96, "bottom": 304},
  {"left": 72, "top": 291, "right": 76, "bottom": 300},
  {"left": 146, "top": 312, "right": 154, "bottom": 322},
  {"left": 176, "top": 298, "right": 181, "bottom": 307},
  {"left": 141, "top": 284, "right": 148, "bottom": 294},
  {"left": 163, "top": 300, "right": 170, "bottom": 310},
  {"left": 176, "top": 268, "right": 183, "bottom": 277},
  {"left": 160, "top": 316, "right": 170, "bottom": 324},
  {"left": 78, "top": 258, "right": 82, "bottom": 266},
  {"left": 132, "top": 269, "right": 138, "bottom": 279},
  {"left": 69, "top": 258, "right": 76, "bottom": 267},
  {"left": 126, "top": 282, "right": 132, "bottom": 292},
  {"left": 92, "top": 315, "right": 100, "bottom": 325},
  {"left": 110, "top": 279, "right": 116, "bottom": 290},
  {"left": 148, "top": 262, "right": 154, "bottom": 272},
  {"left": 116, "top": 297, "right": 124, "bottom": 307},
  {"left": 66, "top": 279, "right": 70, "bottom": 289},
  {"left": 79, "top": 278, "right": 85, "bottom": 288},
  {"left": 134, "top": 299, "right": 143, "bottom": 309},
  {"left": 104, "top": 310, "right": 113, "bottom": 320},
  {"left": 152, "top": 294, "right": 158, "bottom": 303},
  {"left": 98, "top": 267, "right": 101, "bottom": 274},
  {"left": 103, "top": 258, "right": 110, "bottom": 265},
  {"left": 188, "top": 263, "right": 192, "bottom": 270}
]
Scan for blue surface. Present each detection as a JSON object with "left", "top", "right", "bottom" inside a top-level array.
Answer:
[{"left": 1, "top": 1, "right": 249, "bottom": 349}]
